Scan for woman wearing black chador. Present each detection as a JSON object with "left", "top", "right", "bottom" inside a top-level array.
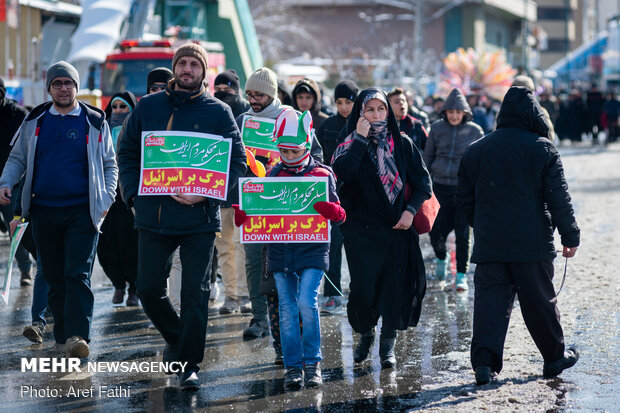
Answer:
[{"left": 331, "top": 88, "right": 432, "bottom": 368}]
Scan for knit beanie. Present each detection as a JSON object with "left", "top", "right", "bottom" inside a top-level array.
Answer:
[
  {"left": 214, "top": 69, "right": 240, "bottom": 93},
  {"left": 334, "top": 80, "right": 359, "bottom": 101},
  {"left": 46, "top": 61, "right": 80, "bottom": 91},
  {"left": 147, "top": 67, "right": 173, "bottom": 93},
  {"left": 172, "top": 43, "right": 208, "bottom": 81},
  {"left": 274, "top": 108, "right": 313, "bottom": 151},
  {"left": 245, "top": 67, "right": 278, "bottom": 98}
]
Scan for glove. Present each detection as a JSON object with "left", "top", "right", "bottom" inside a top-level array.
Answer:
[
  {"left": 313, "top": 201, "right": 346, "bottom": 223},
  {"left": 231, "top": 204, "right": 249, "bottom": 227}
]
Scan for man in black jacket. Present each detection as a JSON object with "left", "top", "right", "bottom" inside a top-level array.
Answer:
[
  {"left": 117, "top": 44, "right": 246, "bottom": 390},
  {"left": 0, "top": 78, "right": 33, "bottom": 285},
  {"left": 457, "top": 86, "right": 580, "bottom": 385}
]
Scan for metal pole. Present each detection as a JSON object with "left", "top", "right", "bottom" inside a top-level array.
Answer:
[{"left": 414, "top": 0, "right": 423, "bottom": 94}]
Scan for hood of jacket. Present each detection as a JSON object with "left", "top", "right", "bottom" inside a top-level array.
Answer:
[
  {"left": 441, "top": 88, "right": 472, "bottom": 123},
  {"left": 292, "top": 78, "right": 322, "bottom": 113},
  {"left": 25, "top": 100, "right": 106, "bottom": 131},
  {"left": 104, "top": 91, "right": 138, "bottom": 119},
  {"left": 496, "top": 86, "right": 550, "bottom": 138}
]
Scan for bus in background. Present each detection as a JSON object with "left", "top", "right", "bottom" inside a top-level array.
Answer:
[{"left": 100, "top": 38, "right": 225, "bottom": 109}]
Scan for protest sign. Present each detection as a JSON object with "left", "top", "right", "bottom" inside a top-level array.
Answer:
[
  {"left": 139, "top": 131, "right": 231, "bottom": 201},
  {"left": 239, "top": 177, "right": 330, "bottom": 243}
]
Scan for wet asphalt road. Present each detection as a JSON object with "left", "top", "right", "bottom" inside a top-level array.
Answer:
[{"left": 0, "top": 143, "right": 618, "bottom": 412}]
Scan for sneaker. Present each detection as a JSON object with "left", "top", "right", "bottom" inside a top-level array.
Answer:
[
  {"left": 274, "top": 347, "right": 284, "bottom": 366},
  {"left": 23, "top": 322, "right": 44, "bottom": 343},
  {"left": 239, "top": 296, "right": 252, "bottom": 313},
  {"left": 284, "top": 367, "right": 304, "bottom": 390},
  {"left": 209, "top": 281, "right": 219, "bottom": 302},
  {"left": 219, "top": 296, "right": 239, "bottom": 315},
  {"left": 305, "top": 363, "right": 322, "bottom": 388},
  {"left": 321, "top": 296, "right": 342, "bottom": 315},
  {"left": 20, "top": 270, "right": 32, "bottom": 286},
  {"left": 475, "top": 366, "right": 495, "bottom": 385},
  {"left": 66, "top": 336, "right": 89, "bottom": 358},
  {"left": 112, "top": 288, "right": 125, "bottom": 304},
  {"left": 126, "top": 292, "right": 139, "bottom": 306},
  {"left": 243, "top": 319, "right": 269, "bottom": 339},
  {"left": 179, "top": 369, "right": 200, "bottom": 390},
  {"left": 455, "top": 272, "right": 469, "bottom": 291},
  {"left": 543, "top": 347, "right": 579, "bottom": 378}
]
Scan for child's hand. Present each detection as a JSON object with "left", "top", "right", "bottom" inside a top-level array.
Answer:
[
  {"left": 231, "top": 204, "right": 249, "bottom": 227},
  {"left": 313, "top": 201, "right": 346, "bottom": 223},
  {"left": 356, "top": 117, "right": 371, "bottom": 138}
]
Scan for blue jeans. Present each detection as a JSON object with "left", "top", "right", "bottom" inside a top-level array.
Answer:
[
  {"left": 274, "top": 268, "right": 323, "bottom": 368},
  {"left": 30, "top": 204, "right": 98, "bottom": 343},
  {"left": 31, "top": 257, "right": 48, "bottom": 326}
]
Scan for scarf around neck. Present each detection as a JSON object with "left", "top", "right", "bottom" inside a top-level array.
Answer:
[{"left": 247, "top": 97, "right": 284, "bottom": 119}]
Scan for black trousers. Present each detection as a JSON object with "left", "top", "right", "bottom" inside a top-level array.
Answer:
[
  {"left": 429, "top": 183, "right": 471, "bottom": 273},
  {"left": 471, "top": 261, "right": 565, "bottom": 373},
  {"left": 136, "top": 229, "right": 214, "bottom": 372},
  {"left": 324, "top": 223, "right": 343, "bottom": 297},
  {"left": 97, "top": 199, "right": 138, "bottom": 293}
]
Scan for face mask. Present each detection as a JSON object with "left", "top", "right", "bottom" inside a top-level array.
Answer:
[
  {"left": 110, "top": 111, "right": 129, "bottom": 129},
  {"left": 214, "top": 91, "right": 240, "bottom": 107}
]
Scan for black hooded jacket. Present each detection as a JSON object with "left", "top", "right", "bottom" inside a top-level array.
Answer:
[
  {"left": 291, "top": 78, "right": 329, "bottom": 130},
  {"left": 0, "top": 98, "right": 28, "bottom": 172},
  {"left": 457, "top": 86, "right": 580, "bottom": 263},
  {"left": 332, "top": 88, "right": 432, "bottom": 331}
]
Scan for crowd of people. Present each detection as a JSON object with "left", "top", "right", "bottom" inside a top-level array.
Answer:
[{"left": 0, "top": 45, "right": 591, "bottom": 392}]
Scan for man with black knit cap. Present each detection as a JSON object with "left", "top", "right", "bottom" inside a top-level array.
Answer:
[
  {"left": 146, "top": 67, "right": 173, "bottom": 94},
  {"left": 315, "top": 79, "right": 358, "bottom": 314},
  {"left": 118, "top": 43, "right": 246, "bottom": 390},
  {"left": 0, "top": 77, "right": 33, "bottom": 286},
  {"left": 214, "top": 69, "right": 250, "bottom": 118},
  {"left": 0, "top": 61, "right": 117, "bottom": 359}
]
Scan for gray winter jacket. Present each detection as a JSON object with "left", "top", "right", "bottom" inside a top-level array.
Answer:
[
  {"left": 423, "top": 88, "right": 484, "bottom": 186},
  {"left": 0, "top": 101, "right": 117, "bottom": 230}
]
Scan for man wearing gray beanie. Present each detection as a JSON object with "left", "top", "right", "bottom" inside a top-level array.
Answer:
[
  {"left": 234, "top": 68, "right": 323, "bottom": 365},
  {"left": 0, "top": 60, "right": 117, "bottom": 358}
]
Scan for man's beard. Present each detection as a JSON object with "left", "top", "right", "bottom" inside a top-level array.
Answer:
[
  {"left": 176, "top": 75, "right": 202, "bottom": 92},
  {"left": 52, "top": 96, "right": 75, "bottom": 108}
]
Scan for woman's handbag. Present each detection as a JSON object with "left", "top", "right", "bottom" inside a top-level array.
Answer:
[
  {"left": 260, "top": 271, "right": 277, "bottom": 296},
  {"left": 413, "top": 192, "right": 440, "bottom": 234}
]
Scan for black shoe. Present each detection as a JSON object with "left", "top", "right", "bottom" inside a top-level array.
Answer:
[
  {"left": 284, "top": 367, "right": 303, "bottom": 390},
  {"left": 379, "top": 336, "right": 396, "bottom": 369},
  {"left": 475, "top": 366, "right": 494, "bottom": 385},
  {"left": 304, "top": 363, "right": 322, "bottom": 388},
  {"left": 543, "top": 347, "right": 579, "bottom": 378},
  {"left": 23, "top": 322, "right": 45, "bottom": 344},
  {"left": 274, "top": 348, "right": 284, "bottom": 366},
  {"left": 353, "top": 330, "right": 375, "bottom": 363},
  {"left": 20, "top": 271, "right": 32, "bottom": 286},
  {"left": 243, "top": 319, "right": 268, "bottom": 339},
  {"left": 179, "top": 369, "right": 200, "bottom": 390}
]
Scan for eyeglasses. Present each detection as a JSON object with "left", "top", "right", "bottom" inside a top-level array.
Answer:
[
  {"left": 246, "top": 92, "right": 267, "bottom": 101},
  {"left": 50, "top": 80, "right": 75, "bottom": 90},
  {"left": 149, "top": 84, "right": 166, "bottom": 93},
  {"left": 112, "top": 103, "right": 128, "bottom": 109}
]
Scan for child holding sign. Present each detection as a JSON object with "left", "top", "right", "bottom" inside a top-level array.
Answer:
[{"left": 234, "top": 108, "right": 345, "bottom": 390}]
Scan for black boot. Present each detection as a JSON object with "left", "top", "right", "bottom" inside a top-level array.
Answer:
[
  {"left": 379, "top": 335, "right": 396, "bottom": 369},
  {"left": 353, "top": 329, "right": 375, "bottom": 363}
]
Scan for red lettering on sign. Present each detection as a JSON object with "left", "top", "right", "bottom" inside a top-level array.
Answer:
[
  {"left": 243, "top": 183, "right": 264, "bottom": 193},
  {"left": 244, "top": 120, "right": 260, "bottom": 130},
  {"left": 145, "top": 137, "right": 165, "bottom": 146}
]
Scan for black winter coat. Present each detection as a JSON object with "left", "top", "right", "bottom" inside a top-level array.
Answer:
[
  {"left": 332, "top": 88, "right": 432, "bottom": 332},
  {"left": 117, "top": 82, "right": 247, "bottom": 235},
  {"left": 0, "top": 98, "right": 28, "bottom": 172},
  {"left": 315, "top": 113, "right": 347, "bottom": 165},
  {"left": 457, "top": 86, "right": 580, "bottom": 263}
]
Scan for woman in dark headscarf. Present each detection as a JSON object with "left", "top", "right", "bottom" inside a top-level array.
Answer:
[
  {"left": 104, "top": 91, "right": 137, "bottom": 149},
  {"left": 331, "top": 88, "right": 432, "bottom": 368},
  {"left": 100, "top": 90, "right": 139, "bottom": 306}
]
